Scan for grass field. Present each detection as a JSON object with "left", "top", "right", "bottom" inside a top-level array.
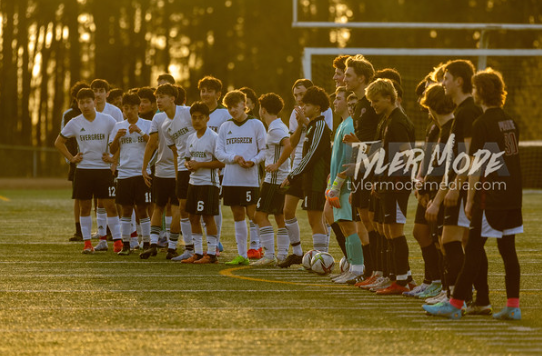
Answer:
[{"left": 0, "top": 187, "right": 541, "bottom": 356}]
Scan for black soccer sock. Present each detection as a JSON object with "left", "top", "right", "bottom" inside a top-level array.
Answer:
[
  {"left": 443, "top": 241, "right": 465, "bottom": 289},
  {"left": 386, "top": 239, "right": 395, "bottom": 280},
  {"left": 421, "top": 243, "right": 440, "bottom": 284},
  {"left": 497, "top": 234, "right": 521, "bottom": 300},
  {"left": 75, "top": 222, "right": 82, "bottom": 235},
  {"left": 437, "top": 247, "right": 446, "bottom": 286},
  {"left": 392, "top": 236, "right": 410, "bottom": 286},
  {"left": 368, "top": 230, "right": 378, "bottom": 271},
  {"left": 473, "top": 247, "right": 490, "bottom": 305},
  {"left": 331, "top": 222, "right": 347, "bottom": 257},
  {"left": 362, "top": 244, "right": 373, "bottom": 277}
]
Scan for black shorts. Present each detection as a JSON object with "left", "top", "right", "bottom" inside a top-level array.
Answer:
[
  {"left": 222, "top": 186, "right": 260, "bottom": 206},
  {"left": 152, "top": 176, "right": 178, "bottom": 207},
  {"left": 380, "top": 192, "right": 410, "bottom": 224},
  {"left": 73, "top": 169, "right": 115, "bottom": 200},
  {"left": 256, "top": 182, "right": 285, "bottom": 215},
  {"left": 116, "top": 176, "right": 152, "bottom": 206},
  {"left": 301, "top": 190, "right": 326, "bottom": 211},
  {"left": 185, "top": 184, "right": 220, "bottom": 216},
  {"left": 176, "top": 170, "right": 191, "bottom": 200},
  {"left": 68, "top": 162, "right": 76, "bottom": 182},
  {"left": 284, "top": 176, "right": 304, "bottom": 200},
  {"left": 471, "top": 207, "right": 523, "bottom": 238},
  {"left": 351, "top": 178, "right": 371, "bottom": 209},
  {"left": 443, "top": 190, "right": 470, "bottom": 228}
]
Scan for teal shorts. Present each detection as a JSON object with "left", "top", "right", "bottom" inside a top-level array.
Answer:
[{"left": 332, "top": 190, "right": 353, "bottom": 223}]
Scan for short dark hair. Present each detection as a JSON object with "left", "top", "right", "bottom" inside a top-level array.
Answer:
[
  {"left": 223, "top": 90, "right": 246, "bottom": 108},
  {"left": 174, "top": 85, "right": 186, "bottom": 105},
  {"left": 258, "top": 93, "right": 284, "bottom": 116},
  {"left": 415, "top": 78, "right": 427, "bottom": 98},
  {"left": 121, "top": 93, "right": 141, "bottom": 107},
  {"left": 70, "top": 81, "right": 90, "bottom": 99},
  {"left": 390, "top": 79, "right": 403, "bottom": 99},
  {"left": 108, "top": 88, "right": 123, "bottom": 102},
  {"left": 292, "top": 79, "right": 313, "bottom": 93},
  {"left": 198, "top": 76, "right": 223, "bottom": 93},
  {"left": 240, "top": 87, "right": 258, "bottom": 104},
  {"left": 157, "top": 73, "right": 175, "bottom": 84},
  {"left": 90, "top": 79, "right": 110, "bottom": 91},
  {"left": 77, "top": 88, "right": 95, "bottom": 101},
  {"left": 421, "top": 84, "right": 456, "bottom": 115},
  {"left": 366, "top": 78, "right": 397, "bottom": 105},
  {"left": 190, "top": 101, "right": 210, "bottom": 117},
  {"left": 444, "top": 59, "right": 476, "bottom": 93},
  {"left": 137, "top": 87, "right": 156, "bottom": 103},
  {"left": 301, "top": 86, "right": 330, "bottom": 112},
  {"left": 374, "top": 68, "right": 402, "bottom": 86},
  {"left": 472, "top": 68, "right": 507, "bottom": 107},
  {"left": 155, "top": 84, "right": 178, "bottom": 98},
  {"left": 333, "top": 55, "right": 351, "bottom": 71}
]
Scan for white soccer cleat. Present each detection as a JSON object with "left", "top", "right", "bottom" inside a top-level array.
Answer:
[
  {"left": 171, "top": 250, "right": 194, "bottom": 261},
  {"left": 425, "top": 290, "right": 448, "bottom": 305},
  {"left": 251, "top": 256, "right": 277, "bottom": 267},
  {"left": 94, "top": 240, "right": 108, "bottom": 251}
]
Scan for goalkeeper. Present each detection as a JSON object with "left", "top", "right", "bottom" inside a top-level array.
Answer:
[{"left": 325, "top": 87, "right": 365, "bottom": 284}]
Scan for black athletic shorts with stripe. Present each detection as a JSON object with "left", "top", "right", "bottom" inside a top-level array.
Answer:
[
  {"left": 256, "top": 182, "right": 285, "bottom": 215},
  {"left": 185, "top": 184, "right": 220, "bottom": 216},
  {"left": 73, "top": 168, "right": 115, "bottom": 200},
  {"left": 222, "top": 186, "right": 260, "bottom": 206},
  {"left": 152, "top": 176, "right": 178, "bottom": 207}
]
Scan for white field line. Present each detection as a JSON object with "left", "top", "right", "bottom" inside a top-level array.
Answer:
[
  {"left": 0, "top": 306, "right": 441, "bottom": 311},
  {"left": 0, "top": 289, "right": 341, "bottom": 293}
]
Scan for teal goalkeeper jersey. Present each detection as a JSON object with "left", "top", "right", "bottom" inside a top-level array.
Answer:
[{"left": 329, "top": 117, "right": 354, "bottom": 190}]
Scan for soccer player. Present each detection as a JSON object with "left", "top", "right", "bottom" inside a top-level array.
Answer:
[
  {"left": 163, "top": 84, "right": 197, "bottom": 261},
  {"left": 61, "top": 81, "right": 90, "bottom": 242},
  {"left": 198, "top": 76, "right": 230, "bottom": 253},
  {"left": 182, "top": 102, "right": 225, "bottom": 264},
  {"left": 424, "top": 68, "right": 523, "bottom": 320},
  {"left": 430, "top": 59, "right": 483, "bottom": 304},
  {"left": 332, "top": 55, "right": 351, "bottom": 87},
  {"left": 107, "top": 88, "right": 123, "bottom": 109},
  {"left": 157, "top": 73, "right": 176, "bottom": 86},
  {"left": 365, "top": 79, "right": 416, "bottom": 295},
  {"left": 215, "top": 90, "right": 266, "bottom": 265},
  {"left": 109, "top": 93, "right": 152, "bottom": 255},
  {"left": 325, "top": 86, "right": 365, "bottom": 284},
  {"left": 140, "top": 84, "right": 181, "bottom": 259},
  {"left": 91, "top": 79, "right": 123, "bottom": 122},
  {"left": 252, "top": 93, "right": 291, "bottom": 266},
  {"left": 137, "top": 87, "right": 157, "bottom": 121},
  {"left": 240, "top": 86, "right": 259, "bottom": 118},
  {"left": 341, "top": 55, "right": 379, "bottom": 285},
  {"left": 281, "top": 86, "right": 331, "bottom": 259},
  {"left": 54, "top": 88, "right": 122, "bottom": 254},
  {"left": 271, "top": 79, "right": 333, "bottom": 267}
]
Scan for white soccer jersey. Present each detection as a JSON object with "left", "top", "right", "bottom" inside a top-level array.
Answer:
[
  {"left": 60, "top": 112, "right": 116, "bottom": 170},
  {"left": 215, "top": 117, "right": 266, "bottom": 187},
  {"left": 150, "top": 112, "right": 175, "bottom": 178},
  {"left": 264, "top": 118, "right": 291, "bottom": 184},
  {"left": 109, "top": 118, "right": 152, "bottom": 179},
  {"left": 163, "top": 106, "right": 194, "bottom": 172},
  {"left": 186, "top": 129, "right": 220, "bottom": 187},
  {"left": 208, "top": 106, "right": 230, "bottom": 133},
  {"left": 99, "top": 102, "right": 124, "bottom": 122},
  {"left": 289, "top": 107, "right": 333, "bottom": 169}
]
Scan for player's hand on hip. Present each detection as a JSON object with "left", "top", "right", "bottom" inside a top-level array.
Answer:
[{"left": 71, "top": 153, "right": 83, "bottom": 163}]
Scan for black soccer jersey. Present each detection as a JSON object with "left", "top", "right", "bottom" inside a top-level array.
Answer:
[
  {"left": 425, "top": 119, "right": 454, "bottom": 187},
  {"left": 469, "top": 107, "right": 522, "bottom": 210},
  {"left": 380, "top": 107, "right": 415, "bottom": 192},
  {"left": 451, "top": 96, "right": 483, "bottom": 155},
  {"left": 288, "top": 116, "right": 331, "bottom": 193},
  {"left": 353, "top": 96, "right": 380, "bottom": 142}
]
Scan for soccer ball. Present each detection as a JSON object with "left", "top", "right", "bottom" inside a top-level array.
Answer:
[
  {"left": 339, "top": 256, "right": 350, "bottom": 273},
  {"left": 311, "top": 252, "right": 335, "bottom": 275},
  {"left": 302, "top": 250, "right": 319, "bottom": 271}
]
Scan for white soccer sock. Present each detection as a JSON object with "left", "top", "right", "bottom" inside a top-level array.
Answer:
[
  {"left": 215, "top": 201, "right": 223, "bottom": 242},
  {"left": 351, "top": 264, "right": 365, "bottom": 274},
  {"left": 121, "top": 217, "right": 131, "bottom": 243},
  {"left": 277, "top": 227, "right": 289, "bottom": 260},
  {"left": 234, "top": 220, "right": 248, "bottom": 258},
  {"left": 285, "top": 218, "right": 302, "bottom": 256},
  {"left": 259, "top": 226, "right": 275, "bottom": 258},
  {"left": 180, "top": 218, "right": 193, "bottom": 246},
  {"left": 249, "top": 220, "right": 260, "bottom": 250},
  {"left": 150, "top": 226, "right": 161, "bottom": 245},
  {"left": 140, "top": 217, "right": 151, "bottom": 243},
  {"left": 313, "top": 233, "right": 328, "bottom": 252},
  {"left": 207, "top": 234, "right": 218, "bottom": 256},
  {"left": 97, "top": 208, "right": 107, "bottom": 236},
  {"left": 131, "top": 210, "right": 137, "bottom": 234},
  {"left": 165, "top": 215, "right": 172, "bottom": 235},
  {"left": 193, "top": 233, "right": 203, "bottom": 255},
  {"left": 168, "top": 232, "right": 179, "bottom": 250},
  {"left": 80, "top": 215, "right": 92, "bottom": 241},
  {"left": 107, "top": 215, "right": 121, "bottom": 241}
]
